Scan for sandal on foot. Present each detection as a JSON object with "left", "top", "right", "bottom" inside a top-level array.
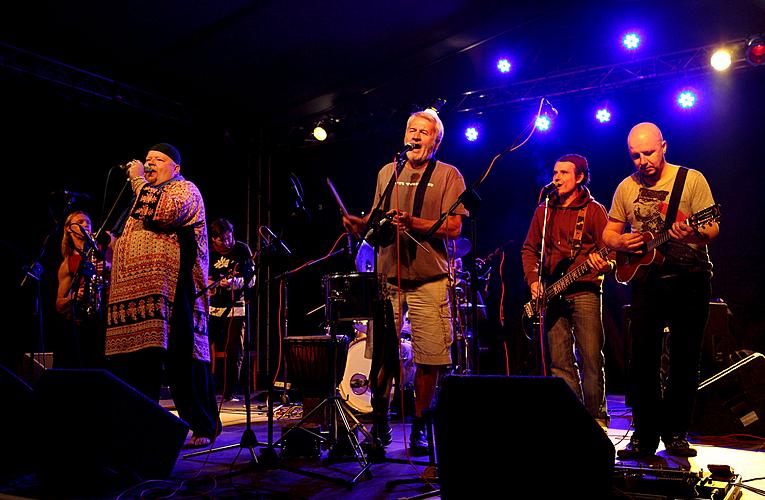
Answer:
[{"left": 185, "top": 435, "right": 211, "bottom": 448}]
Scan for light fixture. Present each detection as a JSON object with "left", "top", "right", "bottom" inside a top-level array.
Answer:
[
  {"left": 312, "top": 124, "right": 328, "bottom": 141},
  {"left": 746, "top": 35, "right": 765, "bottom": 66},
  {"left": 464, "top": 126, "right": 479, "bottom": 142},
  {"left": 710, "top": 48, "right": 732, "bottom": 72},
  {"left": 497, "top": 58, "right": 512, "bottom": 73},
  {"left": 535, "top": 115, "right": 552, "bottom": 131},
  {"left": 622, "top": 32, "right": 641, "bottom": 51},
  {"left": 676, "top": 89, "right": 697, "bottom": 109},
  {"left": 595, "top": 108, "right": 612, "bottom": 123}
]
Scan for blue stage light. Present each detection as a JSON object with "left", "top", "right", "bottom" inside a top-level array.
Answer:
[
  {"left": 465, "top": 126, "right": 479, "bottom": 142},
  {"left": 535, "top": 115, "right": 552, "bottom": 131},
  {"left": 497, "top": 58, "right": 512, "bottom": 73},
  {"left": 622, "top": 33, "right": 640, "bottom": 50},
  {"left": 677, "top": 90, "right": 697, "bottom": 109},
  {"left": 595, "top": 108, "right": 612, "bottom": 123}
]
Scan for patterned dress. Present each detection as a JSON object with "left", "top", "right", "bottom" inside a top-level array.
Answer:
[{"left": 106, "top": 174, "right": 210, "bottom": 362}]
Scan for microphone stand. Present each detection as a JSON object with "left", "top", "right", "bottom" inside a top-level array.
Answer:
[
  {"left": 534, "top": 191, "right": 555, "bottom": 377},
  {"left": 17, "top": 194, "right": 79, "bottom": 376},
  {"left": 185, "top": 250, "right": 262, "bottom": 461}
]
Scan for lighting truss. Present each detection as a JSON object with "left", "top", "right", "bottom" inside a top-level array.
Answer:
[
  {"left": 0, "top": 41, "right": 189, "bottom": 123},
  {"left": 455, "top": 38, "right": 753, "bottom": 114}
]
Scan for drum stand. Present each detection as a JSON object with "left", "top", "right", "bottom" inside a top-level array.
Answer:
[{"left": 271, "top": 317, "right": 374, "bottom": 487}]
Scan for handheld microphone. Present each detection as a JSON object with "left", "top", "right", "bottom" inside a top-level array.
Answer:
[{"left": 262, "top": 225, "right": 292, "bottom": 256}]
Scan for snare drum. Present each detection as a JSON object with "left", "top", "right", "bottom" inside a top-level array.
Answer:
[
  {"left": 323, "top": 272, "right": 384, "bottom": 321},
  {"left": 339, "top": 334, "right": 414, "bottom": 414}
]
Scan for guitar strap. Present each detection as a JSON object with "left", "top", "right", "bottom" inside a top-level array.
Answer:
[
  {"left": 380, "top": 157, "right": 407, "bottom": 212},
  {"left": 569, "top": 205, "right": 588, "bottom": 259},
  {"left": 664, "top": 167, "right": 689, "bottom": 230},
  {"left": 380, "top": 158, "right": 437, "bottom": 258},
  {"left": 407, "top": 159, "right": 438, "bottom": 257}
]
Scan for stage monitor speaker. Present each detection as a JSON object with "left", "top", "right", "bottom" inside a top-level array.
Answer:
[
  {"left": 0, "top": 363, "right": 35, "bottom": 481},
  {"left": 435, "top": 375, "right": 615, "bottom": 499},
  {"left": 691, "top": 352, "right": 765, "bottom": 437},
  {"left": 33, "top": 369, "right": 190, "bottom": 489}
]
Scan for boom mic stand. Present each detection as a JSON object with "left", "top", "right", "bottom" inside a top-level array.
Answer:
[{"left": 18, "top": 194, "right": 77, "bottom": 377}]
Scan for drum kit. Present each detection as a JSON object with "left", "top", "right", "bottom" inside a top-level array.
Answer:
[{"left": 324, "top": 235, "right": 486, "bottom": 409}]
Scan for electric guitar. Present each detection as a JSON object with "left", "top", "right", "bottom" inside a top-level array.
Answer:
[
  {"left": 614, "top": 203, "right": 721, "bottom": 284},
  {"left": 523, "top": 246, "right": 611, "bottom": 321}
]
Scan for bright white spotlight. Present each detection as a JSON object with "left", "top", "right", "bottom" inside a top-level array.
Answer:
[
  {"left": 595, "top": 108, "right": 612, "bottom": 123},
  {"left": 710, "top": 49, "right": 732, "bottom": 71},
  {"left": 622, "top": 33, "right": 641, "bottom": 50},
  {"left": 313, "top": 125, "right": 328, "bottom": 141},
  {"left": 497, "top": 58, "right": 512, "bottom": 73},
  {"left": 677, "top": 90, "right": 697, "bottom": 109},
  {"left": 535, "top": 115, "right": 552, "bottom": 131}
]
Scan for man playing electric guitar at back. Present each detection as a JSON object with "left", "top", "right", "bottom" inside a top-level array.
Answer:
[
  {"left": 521, "top": 154, "right": 613, "bottom": 428},
  {"left": 603, "top": 122, "right": 719, "bottom": 460}
]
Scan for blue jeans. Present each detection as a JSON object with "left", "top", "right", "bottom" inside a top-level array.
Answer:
[{"left": 546, "top": 292, "right": 608, "bottom": 420}]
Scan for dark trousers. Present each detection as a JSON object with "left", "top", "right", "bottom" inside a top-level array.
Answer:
[
  {"left": 209, "top": 315, "right": 245, "bottom": 398},
  {"left": 628, "top": 271, "right": 711, "bottom": 445},
  {"left": 109, "top": 285, "right": 220, "bottom": 439}
]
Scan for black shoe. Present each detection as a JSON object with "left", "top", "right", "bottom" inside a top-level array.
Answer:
[
  {"left": 370, "top": 422, "right": 393, "bottom": 447},
  {"left": 663, "top": 434, "right": 697, "bottom": 457},
  {"left": 409, "top": 422, "right": 429, "bottom": 456},
  {"left": 365, "top": 441, "right": 387, "bottom": 463},
  {"left": 617, "top": 436, "right": 657, "bottom": 460}
]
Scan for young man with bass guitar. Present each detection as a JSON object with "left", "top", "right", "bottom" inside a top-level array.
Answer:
[
  {"left": 603, "top": 122, "right": 720, "bottom": 459},
  {"left": 521, "top": 154, "right": 613, "bottom": 427}
]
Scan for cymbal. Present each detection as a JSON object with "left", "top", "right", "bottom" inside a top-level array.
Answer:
[{"left": 447, "top": 237, "right": 471, "bottom": 259}]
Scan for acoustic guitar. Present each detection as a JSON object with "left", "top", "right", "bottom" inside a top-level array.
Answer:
[{"left": 614, "top": 203, "right": 721, "bottom": 284}]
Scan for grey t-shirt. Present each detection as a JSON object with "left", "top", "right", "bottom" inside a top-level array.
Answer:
[
  {"left": 371, "top": 160, "right": 468, "bottom": 282},
  {"left": 608, "top": 164, "right": 715, "bottom": 273}
]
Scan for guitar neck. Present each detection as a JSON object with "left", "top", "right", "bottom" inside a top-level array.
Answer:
[
  {"left": 647, "top": 229, "right": 672, "bottom": 252},
  {"left": 544, "top": 247, "right": 609, "bottom": 299}
]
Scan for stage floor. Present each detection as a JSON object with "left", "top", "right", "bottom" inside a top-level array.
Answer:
[{"left": 1, "top": 394, "right": 763, "bottom": 499}]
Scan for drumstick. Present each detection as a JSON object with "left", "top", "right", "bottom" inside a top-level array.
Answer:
[{"left": 326, "top": 178, "right": 349, "bottom": 217}]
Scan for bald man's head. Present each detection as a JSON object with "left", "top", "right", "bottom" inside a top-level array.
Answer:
[{"left": 627, "top": 122, "right": 667, "bottom": 183}]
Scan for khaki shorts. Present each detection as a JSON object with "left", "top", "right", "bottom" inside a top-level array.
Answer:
[{"left": 387, "top": 277, "right": 453, "bottom": 366}]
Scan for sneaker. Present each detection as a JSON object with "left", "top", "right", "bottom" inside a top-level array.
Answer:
[
  {"left": 617, "top": 436, "right": 657, "bottom": 460},
  {"left": 663, "top": 434, "right": 697, "bottom": 457}
]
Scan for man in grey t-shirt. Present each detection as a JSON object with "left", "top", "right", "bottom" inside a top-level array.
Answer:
[{"left": 344, "top": 109, "right": 467, "bottom": 456}]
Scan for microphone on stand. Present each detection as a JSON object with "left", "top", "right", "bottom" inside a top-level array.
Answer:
[
  {"left": 398, "top": 142, "right": 421, "bottom": 157},
  {"left": 543, "top": 98, "right": 559, "bottom": 117},
  {"left": 538, "top": 181, "right": 560, "bottom": 203},
  {"left": 260, "top": 225, "right": 292, "bottom": 256}
]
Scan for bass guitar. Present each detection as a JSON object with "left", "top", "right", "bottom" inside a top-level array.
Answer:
[
  {"left": 614, "top": 203, "right": 721, "bottom": 284},
  {"left": 523, "top": 246, "right": 611, "bottom": 321}
]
